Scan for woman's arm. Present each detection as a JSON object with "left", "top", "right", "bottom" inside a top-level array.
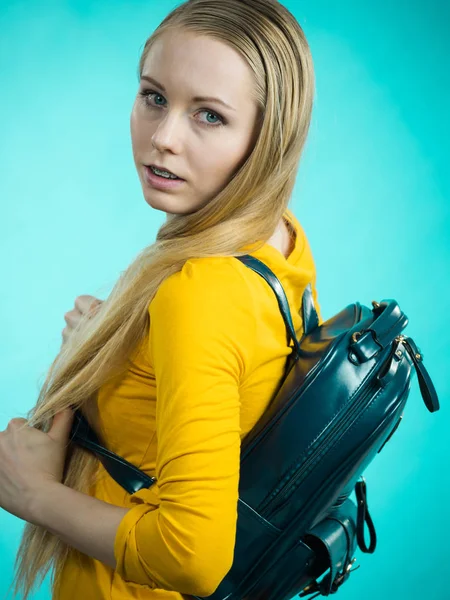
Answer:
[
  {"left": 112, "top": 259, "right": 257, "bottom": 596},
  {"left": 30, "top": 480, "right": 129, "bottom": 570}
]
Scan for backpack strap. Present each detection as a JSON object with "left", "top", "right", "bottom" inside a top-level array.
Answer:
[
  {"left": 69, "top": 410, "right": 156, "bottom": 494},
  {"left": 235, "top": 255, "right": 319, "bottom": 356}
]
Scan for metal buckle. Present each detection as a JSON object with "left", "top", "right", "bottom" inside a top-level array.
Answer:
[{"left": 351, "top": 331, "right": 362, "bottom": 343}]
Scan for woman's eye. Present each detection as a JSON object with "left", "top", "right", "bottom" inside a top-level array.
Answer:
[
  {"left": 138, "top": 89, "right": 225, "bottom": 128},
  {"left": 140, "top": 90, "right": 165, "bottom": 107}
]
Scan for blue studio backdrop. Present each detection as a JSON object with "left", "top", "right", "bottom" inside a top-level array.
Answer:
[{"left": 0, "top": 1, "right": 448, "bottom": 599}]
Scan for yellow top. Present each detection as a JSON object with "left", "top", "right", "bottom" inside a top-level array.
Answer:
[{"left": 54, "top": 209, "right": 322, "bottom": 600}]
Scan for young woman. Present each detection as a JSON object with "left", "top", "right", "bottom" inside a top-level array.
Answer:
[{"left": 3, "top": 0, "right": 323, "bottom": 598}]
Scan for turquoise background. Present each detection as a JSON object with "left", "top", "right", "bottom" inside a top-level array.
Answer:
[{"left": 0, "top": 0, "right": 448, "bottom": 598}]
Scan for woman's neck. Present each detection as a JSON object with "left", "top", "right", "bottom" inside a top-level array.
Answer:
[{"left": 266, "top": 217, "right": 295, "bottom": 259}]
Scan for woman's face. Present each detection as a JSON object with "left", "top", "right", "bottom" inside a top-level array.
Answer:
[{"left": 130, "top": 28, "right": 261, "bottom": 219}]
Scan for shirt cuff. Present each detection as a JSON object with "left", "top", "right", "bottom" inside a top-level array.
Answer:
[{"left": 113, "top": 486, "right": 161, "bottom": 588}]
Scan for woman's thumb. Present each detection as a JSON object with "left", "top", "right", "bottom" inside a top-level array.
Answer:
[{"left": 48, "top": 408, "right": 75, "bottom": 443}]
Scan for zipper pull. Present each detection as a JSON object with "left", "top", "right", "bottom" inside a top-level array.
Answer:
[{"left": 396, "top": 335, "right": 440, "bottom": 413}]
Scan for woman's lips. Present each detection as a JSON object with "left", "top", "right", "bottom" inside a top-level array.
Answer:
[
  {"left": 148, "top": 164, "right": 183, "bottom": 179},
  {"left": 144, "top": 166, "right": 186, "bottom": 191}
]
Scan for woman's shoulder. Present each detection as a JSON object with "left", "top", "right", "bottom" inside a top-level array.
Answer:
[
  {"left": 163, "top": 256, "right": 248, "bottom": 288},
  {"left": 150, "top": 256, "right": 255, "bottom": 317}
]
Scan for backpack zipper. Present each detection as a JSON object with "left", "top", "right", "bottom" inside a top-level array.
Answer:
[
  {"left": 258, "top": 374, "right": 383, "bottom": 520},
  {"left": 258, "top": 335, "right": 412, "bottom": 519}
]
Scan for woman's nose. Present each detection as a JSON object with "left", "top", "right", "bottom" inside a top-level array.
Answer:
[{"left": 151, "top": 113, "right": 183, "bottom": 154}]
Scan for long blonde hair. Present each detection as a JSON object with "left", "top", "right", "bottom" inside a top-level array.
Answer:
[{"left": 8, "top": 1, "right": 315, "bottom": 598}]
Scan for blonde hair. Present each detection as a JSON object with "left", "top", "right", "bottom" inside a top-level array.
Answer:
[{"left": 8, "top": 1, "right": 315, "bottom": 597}]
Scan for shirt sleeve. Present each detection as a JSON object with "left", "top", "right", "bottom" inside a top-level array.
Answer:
[{"left": 113, "top": 258, "right": 256, "bottom": 597}]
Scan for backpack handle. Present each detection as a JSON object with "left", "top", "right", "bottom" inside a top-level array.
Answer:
[{"left": 349, "top": 300, "right": 408, "bottom": 362}]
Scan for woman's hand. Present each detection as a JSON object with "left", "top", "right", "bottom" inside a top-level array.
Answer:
[
  {"left": 62, "top": 295, "right": 103, "bottom": 347},
  {"left": 0, "top": 409, "right": 75, "bottom": 523}
]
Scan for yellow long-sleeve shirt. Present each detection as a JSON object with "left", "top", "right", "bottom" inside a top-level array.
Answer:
[{"left": 54, "top": 208, "right": 322, "bottom": 600}]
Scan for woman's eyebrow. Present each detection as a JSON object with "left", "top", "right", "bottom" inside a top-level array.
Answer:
[{"left": 140, "top": 74, "right": 236, "bottom": 111}]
